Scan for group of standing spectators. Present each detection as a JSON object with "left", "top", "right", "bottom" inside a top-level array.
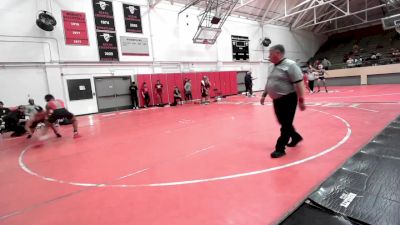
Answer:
[{"left": 128, "top": 76, "right": 212, "bottom": 108}]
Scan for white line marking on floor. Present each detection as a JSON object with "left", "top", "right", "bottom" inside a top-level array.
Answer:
[
  {"left": 349, "top": 104, "right": 379, "bottom": 113},
  {"left": 311, "top": 92, "right": 400, "bottom": 100},
  {"left": 18, "top": 109, "right": 352, "bottom": 188},
  {"left": 185, "top": 145, "right": 215, "bottom": 158},
  {"left": 117, "top": 168, "right": 149, "bottom": 180},
  {"left": 102, "top": 113, "right": 116, "bottom": 117},
  {"left": 119, "top": 111, "right": 132, "bottom": 114}
]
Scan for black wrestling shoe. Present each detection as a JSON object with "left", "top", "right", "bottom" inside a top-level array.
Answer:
[
  {"left": 27, "top": 134, "right": 32, "bottom": 139},
  {"left": 287, "top": 137, "right": 303, "bottom": 147},
  {"left": 270, "top": 150, "right": 286, "bottom": 158},
  {"left": 56, "top": 133, "right": 62, "bottom": 138}
]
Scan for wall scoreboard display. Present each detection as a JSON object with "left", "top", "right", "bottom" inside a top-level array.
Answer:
[{"left": 232, "top": 35, "right": 249, "bottom": 61}]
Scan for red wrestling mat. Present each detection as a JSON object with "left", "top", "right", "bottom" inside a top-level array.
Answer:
[{"left": 1, "top": 84, "right": 399, "bottom": 225}]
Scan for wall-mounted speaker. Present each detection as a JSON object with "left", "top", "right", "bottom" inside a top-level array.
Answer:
[
  {"left": 262, "top": 38, "right": 271, "bottom": 47},
  {"left": 36, "top": 11, "right": 57, "bottom": 31}
]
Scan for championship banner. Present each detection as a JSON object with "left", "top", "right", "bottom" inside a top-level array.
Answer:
[
  {"left": 93, "top": 0, "right": 115, "bottom": 32},
  {"left": 62, "top": 11, "right": 89, "bottom": 45},
  {"left": 120, "top": 36, "right": 149, "bottom": 56},
  {"left": 123, "top": 4, "right": 143, "bottom": 33},
  {"left": 96, "top": 31, "right": 119, "bottom": 61},
  {"left": 93, "top": 0, "right": 119, "bottom": 61}
]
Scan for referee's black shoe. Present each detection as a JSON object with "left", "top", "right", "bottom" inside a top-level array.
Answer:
[
  {"left": 287, "top": 137, "right": 303, "bottom": 147},
  {"left": 271, "top": 150, "right": 286, "bottom": 158}
]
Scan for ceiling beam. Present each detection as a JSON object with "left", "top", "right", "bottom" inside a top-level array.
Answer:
[
  {"left": 322, "top": 18, "right": 382, "bottom": 34},
  {"left": 291, "top": 0, "right": 316, "bottom": 28},
  {"left": 329, "top": 2, "right": 346, "bottom": 15},
  {"left": 314, "top": 1, "right": 347, "bottom": 33},
  {"left": 233, "top": 0, "right": 257, "bottom": 11},
  {"left": 291, "top": 0, "right": 317, "bottom": 12},
  {"left": 150, "top": 0, "right": 163, "bottom": 8},
  {"left": 296, "top": 3, "right": 386, "bottom": 29},
  {"left": 178, "top": 0, "right": 203, "bottom": 14},
  {"left": 264, "top": 0, "right": 339, "bottom": 24},
  {"left": 261, "top": 0, "right": 276, "bottom": 23},
  {"left": 294, "top": 1, "right": 346, "bottom": 30}
]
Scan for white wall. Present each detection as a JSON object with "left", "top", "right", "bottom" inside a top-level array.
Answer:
[
  {"left": 50, "top": 0, "right": 99, "bottom": 62},
  {"left": 0, "top": 0, "right": 327, "bottom": 114},
  {"left": 0, "top": 68, "right": 49, "bottom": 107},
  {"left": 262, "top": 24, "right": 326, "bottom": 63}
]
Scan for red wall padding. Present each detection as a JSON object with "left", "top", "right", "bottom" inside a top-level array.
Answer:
[
  {"left": 219, "top": 72, "right": 230, "bottom": 96},
  {"left": 137, "top": 71, "right": 238, "bottom": 106},
  {"left": 229, "top": 71, "right": 238, "bottom": 95}
]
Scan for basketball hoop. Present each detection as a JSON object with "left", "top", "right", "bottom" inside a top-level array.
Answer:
[{"left": 192, "top": 27, "right": 221, "bottom": 45}]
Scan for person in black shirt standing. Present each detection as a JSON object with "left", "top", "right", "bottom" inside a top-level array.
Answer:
[
  {"left": 244, "top": 71, "right": 254, "bottom": 97},
  {"left": 129, "top": 81, "right": 139, "bottom": 109}
]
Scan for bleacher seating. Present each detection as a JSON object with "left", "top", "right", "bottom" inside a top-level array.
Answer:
[{"left": 312, "top": 25, "right": 400, "bottom": 69}]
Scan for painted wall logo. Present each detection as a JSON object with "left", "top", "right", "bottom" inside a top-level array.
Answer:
[
  {"left": 339, "top": 192, "right": 357, "bottom": 208},
  {"left": 96, "top": 1, "right": 109, "bottom": 10},
  {"left": 127, "top": 6, "right": 137, "bottom": 14},
  {"left": 100, "top": 33, "right": 113, "bottom": 42}
]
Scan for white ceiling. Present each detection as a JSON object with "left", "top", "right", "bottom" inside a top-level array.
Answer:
[{"left": 151, "top": 0, "right": 400, "bottom": 34}]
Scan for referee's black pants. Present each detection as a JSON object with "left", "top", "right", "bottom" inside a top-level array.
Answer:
[
  {"left": 131, "top": 94, "right": 138, "bottom": 108},
  {"left": 273, "top": 92, "right": 302, "bottom": 152},
  {"left": 245, "top": 83, "right": 253, "bottom": 95}
]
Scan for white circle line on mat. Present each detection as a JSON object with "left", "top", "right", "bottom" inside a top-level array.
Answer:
[{"left": 19, "top": 108, "right": 351, "bottom": 188}]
